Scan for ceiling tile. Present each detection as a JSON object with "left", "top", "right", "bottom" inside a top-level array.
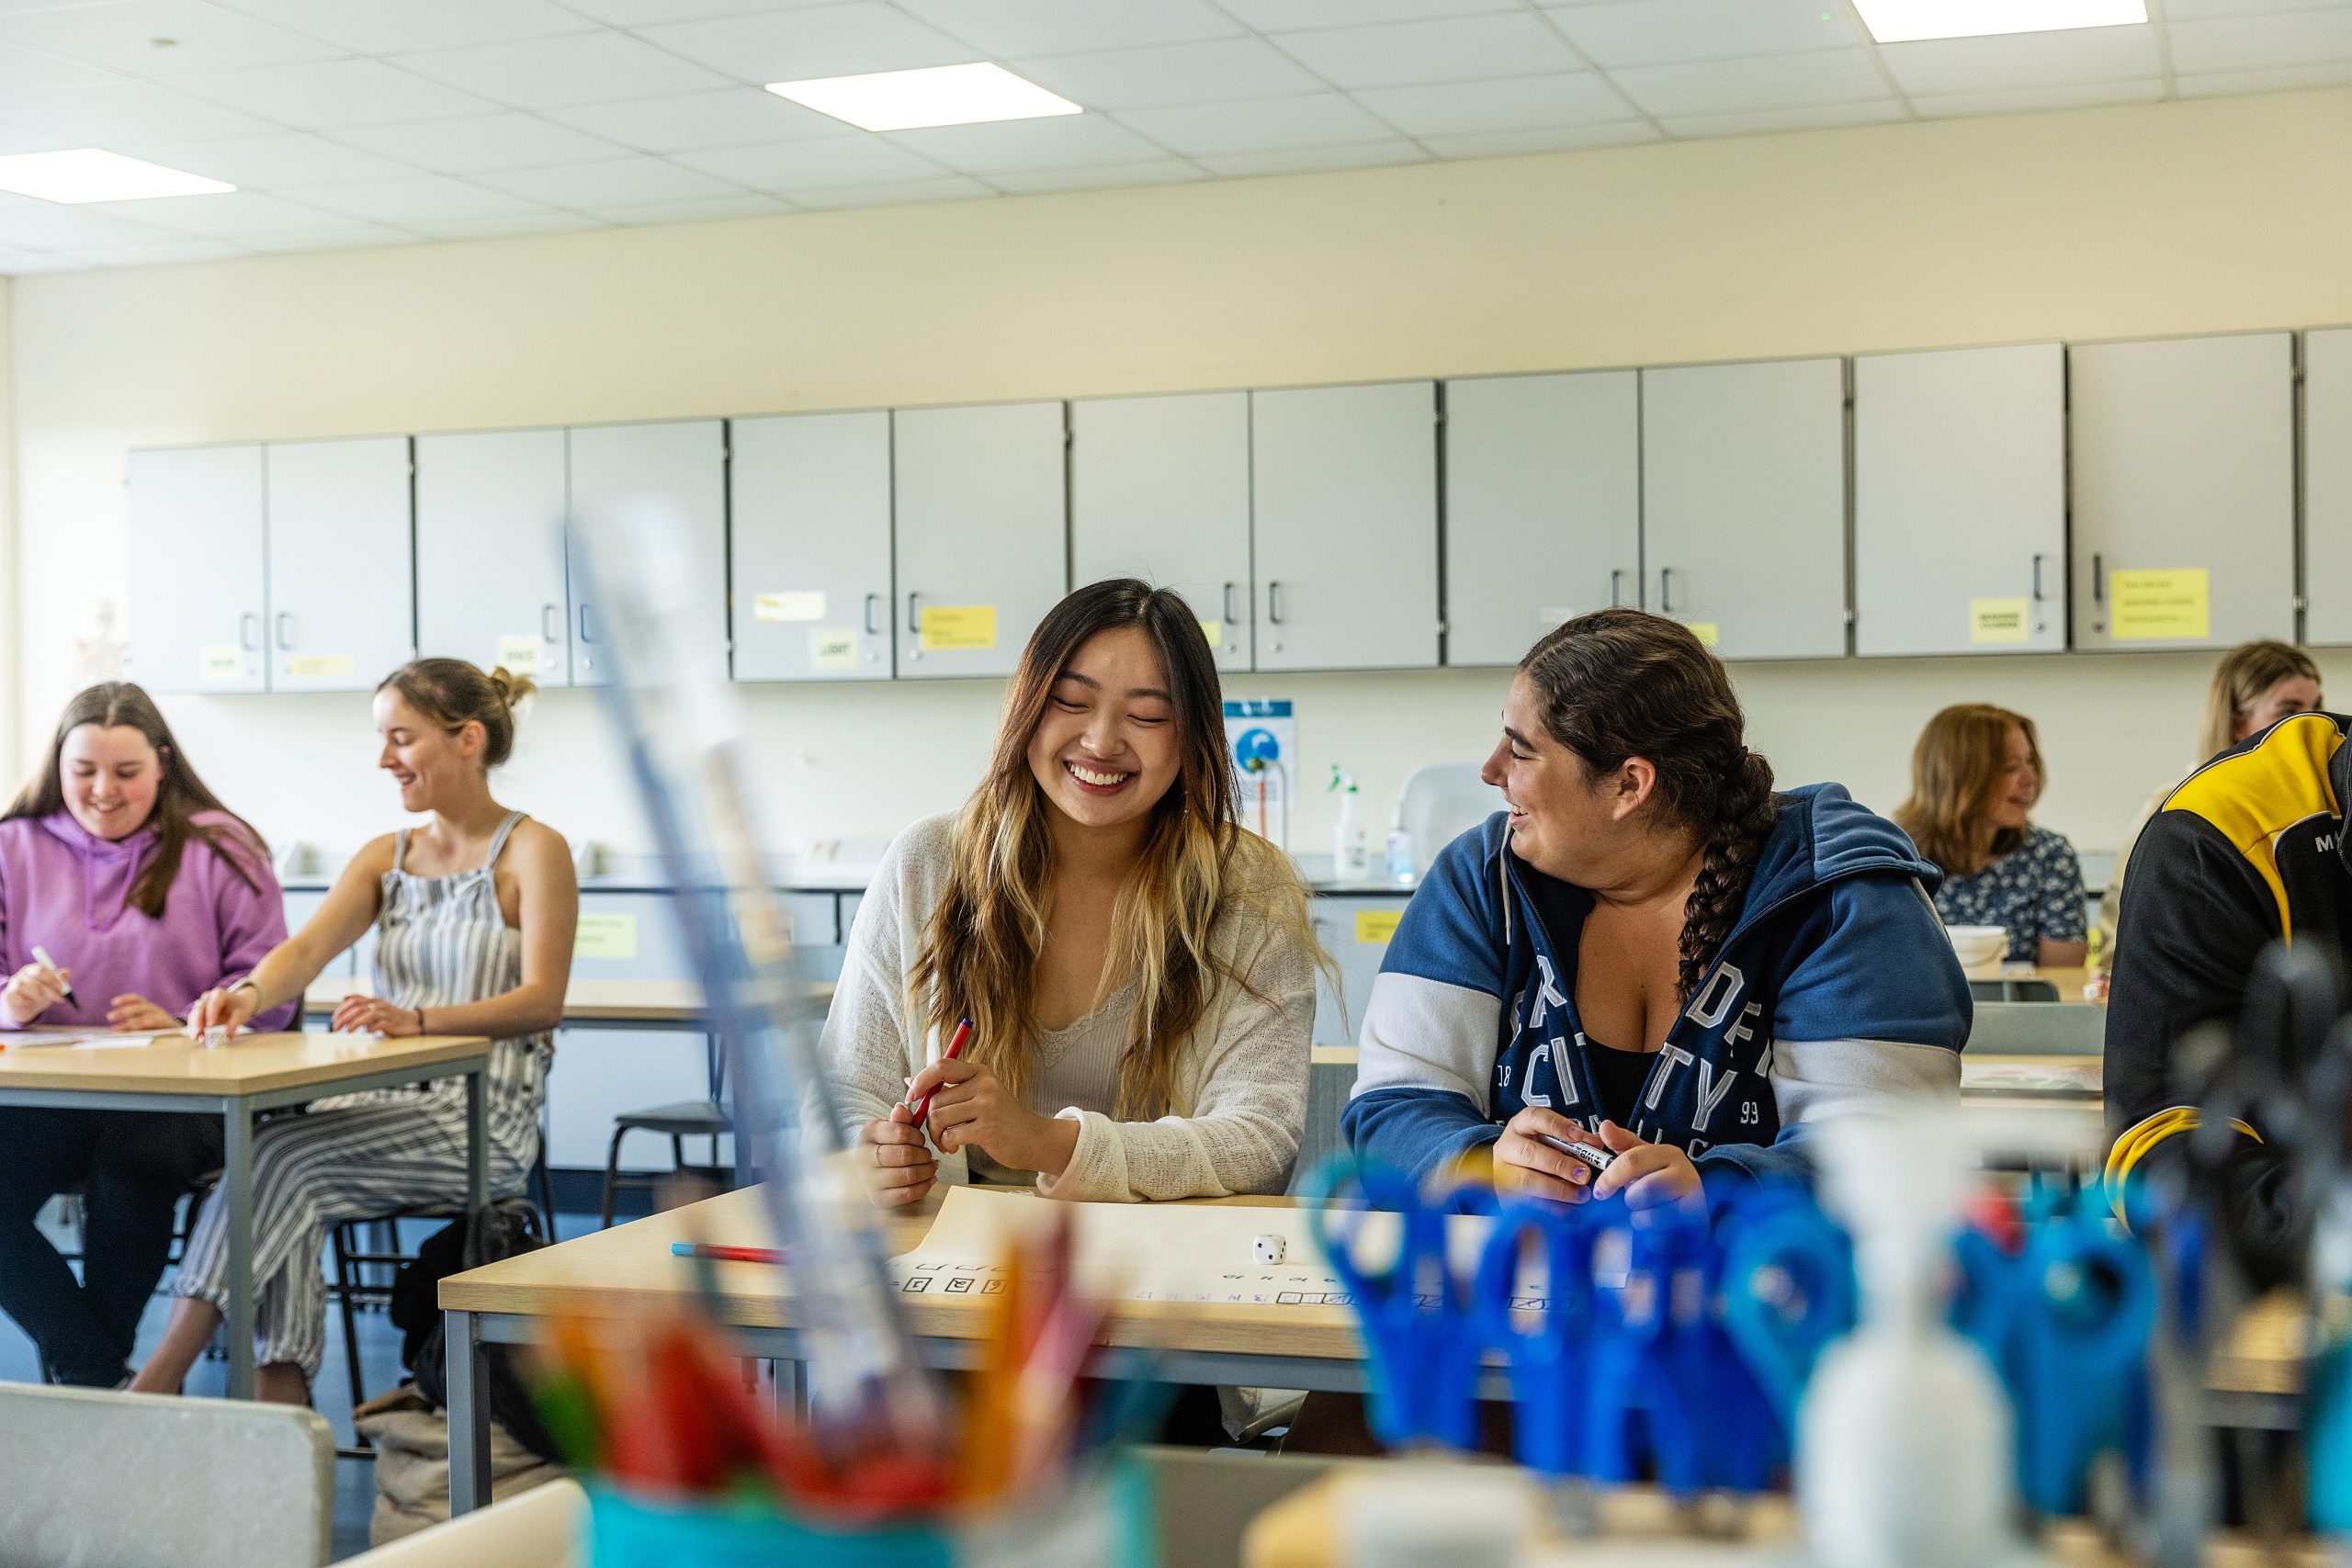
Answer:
[
  {"left": 984, "top": 157, "right": 1204, "bottom": 192},
  {"left": 0, "top": 244, "right": 85, "bottom": 274},
  {"left": 177, "top": 58, "right": 501, "bottom": 126},
  {"left": 119, "top": 130, "right": 419, "bottom": 186},
  {"left": 790, "top": 174, "right": 994, "bottom": 208},
  {"left": 107, "top": 186, "right": 347, "bottom": 233},
  {"left": 1011, "top": 38, "right": 1322, "bottom": 108},
  {"left": 1418, "top": 120, "right": 1661, "bottom": 158},
  {"left": 2169, "top": 8, "right": 2352, "bottom": 72},
  {"left": 887, "top": 112, "right": 1164, "bottom": 173},
  {"left": 1911, "top": 78, "right": 2164, "bottom": 117},
  {"left": 396, "top": 29, "right": 735, "bottom": 107},
  {"left": 1194, "top": 140, "right": 1430, "bottom": 176},
  {"left": 1542, "top": 0, "right": 1863, "bottom": 68},
  {"left": 1877, "top": 26, "right": 2165, "bottom": 95},
  {"left": 0, "top": 124, "right": 75, "bottom": 153},
  {"left": 1657, "top": 99, "right": 1906, "bottom": 138},
  {"left": 588, "top": 191, "right": 790, "bottom": 222},
  {"left": 1116, "top": 92, "right": 1395, "bottom": 156},
  {"left": 552, "top": 0, "right": 832, "bottom": 23},
  {"left": 336, "top": 112, "right": 628, "bottom": 174},
  {"left": 70, "top": 235, "right": 250, "bottom": 264},
  {"left": 288, "top": 173, "right": 558, "bottom": 222},
  {"left": 0, "top": 0, "right": 338, "bottom": 76},
  {"left": 217, "top": 0, "right": 593, "bottom": 56},
  {"left": 1214, "top": 0, "right": 1510, "bottom": 29},
  {"left": 237, "top": 220, "right": 419, "bottom": 250},
  {"left": 410, "top": 209, "right": 609, "bottom": 238},
  {"left": 2161, "top": 0, "right": 2352, "bottom": 17},
  {"left": 1609, "top": 49, "right": 1889, "bottom": 117},
  {"left": 476, "top": 153, "right": 745, "bottom": 206},
  {"left": 541, "top": 88, "right": 839, "bottom": 152},
  {"left": 2176, "top": 58, "right": 2352, "bottom": 93},
  {"left": 1352, "top": 73, "right": 1625, "bottom": 135},
  {"left": 635, "top": 5, "right": 976, "bottom": 85},
  {"left": 0, "top": 201, "right": 175, "bottom": 248},
  {"left": 0, "top": 39, "right": 116, "bottom": 90},
  {"left": 0, "top": 77, "right": 279, "bottom": 141},
  {"left": 889, "top": 0, "right": 1239, "bottom": 56},
  {"left": 675, "top": 135, "right": 952, "bottom": 188},
  {"left": 1272, "top": 13, "right": 1578, "bottom": 88}
]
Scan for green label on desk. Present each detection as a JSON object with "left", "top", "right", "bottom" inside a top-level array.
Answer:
[{"left": 574, "top": 913, "right": 639, "bottom": 960}]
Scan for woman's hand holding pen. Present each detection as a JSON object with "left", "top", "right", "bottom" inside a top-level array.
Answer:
[
  {"left": 1493, "top": 1105, "right": 1600, "bottom": 1203},
  {"left": 1, "top": 962, "right": 70, "bottom": 1025},
  {"left": 856, "top": 1105, "right": 938, "bottom": 1209},
  {"left": 1588, "top": 1120, "right": 1703, "bottom": 1213},
  {"left": 186, "top": 983, "right": 258, "bottom": 1038},
  {"left": 908, "top": 1057, "right": 1079, "bottom": 1179}
]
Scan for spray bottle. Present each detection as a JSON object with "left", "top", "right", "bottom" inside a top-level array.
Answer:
[{"left": 1330, "top": 767, "right": 1370, "bottom": 882}]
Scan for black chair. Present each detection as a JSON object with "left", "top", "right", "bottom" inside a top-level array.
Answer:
[{"left": 600, "top": 1035, "right": 731, "bottom": 1229}]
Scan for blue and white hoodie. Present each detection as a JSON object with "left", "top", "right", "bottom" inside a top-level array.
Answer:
[{"left": 1342, "top": 785, "right": 1971, "bottom": 1188}]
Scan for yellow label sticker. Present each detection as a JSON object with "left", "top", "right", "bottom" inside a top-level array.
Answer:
[
  {"left": 1354, "top": 909, "right": 1404, "bottom": 945},
  {"left": 286, "top": 652, "right": 355, "bottom": 680},
  {"left": 809, "top": 628, "right": 859, "bottom": 671},
  {"left": 2111, "top": 569, "right": 2211, "bottom": 641},
  {"left": 1683, "top": 621, "right": 1720, "bottom": 649},
  {"left": 1199, "top": 618, "right": 1223, "bottom": 647},
  {"left": 1968, "top": 596, "right": 2030, "bottom": 646},
  {"left": 573, "top": 913, "right": 639, "bottom": 961},
  {"left": 200, "top": 647, "right": 242, "bottom": 681},
  {"left": 920, "top": 604, "right": 998, "bottom": 651},
  {"left": 754, "top": 591, "right": 826, "bottom": 624},
  {"left": 494, "top": 634, "right": 543, "bottom": 674}
]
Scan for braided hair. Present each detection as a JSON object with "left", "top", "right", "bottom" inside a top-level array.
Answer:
[{"left": 1519, "top": 608, "right": 1779, "bottom": 1003}]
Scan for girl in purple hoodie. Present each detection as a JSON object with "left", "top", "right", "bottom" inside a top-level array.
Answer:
[{"left": 0, "top": 682, "right": 292, "bottom": 1387}]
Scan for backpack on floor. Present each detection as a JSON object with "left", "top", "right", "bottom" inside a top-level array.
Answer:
[{"left": 390, "top": 1198, "right": 560, "bottom": 1461}]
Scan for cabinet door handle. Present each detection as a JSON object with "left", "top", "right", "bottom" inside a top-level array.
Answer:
[
  {"left": 238, "top": 611, "right": 260, "bottom": 651},
  {"left": 541, "top": 603, "right": 561, "bottom": 643},
  {"left": 2092, "top": 554, "right": 2105, "bottom": 604},
  {"left": 1223, "top": 581, "right": 1240, "bottom": 624},
  {"left": 864, "top": 592, "right": 881, "bottom": 637},
  {"left": 1657, "top": 568, "right": 1677, "bottom": 615},
  {"left": 2030, "top": 554, "right": 2045, "bottom": 603},
  {"left": 1609, "top": 569, "right": 1625, "bottom": 609},
  {"left": 907, "top": 592, "right": 922, "bottom": 636},
  {"left": 577, "top": 603, "right": 594, "bottom": 644},
  {"left": 275, "top": 612, "right": 295, "bottom": 650},
  {"left": 1267, "top": 581, "right": 1286, "bottom": 626}
]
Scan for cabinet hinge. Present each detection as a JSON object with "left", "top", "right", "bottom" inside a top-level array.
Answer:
[{"left": 1844, "top": 608, "right": 1858, "bottom": 626}]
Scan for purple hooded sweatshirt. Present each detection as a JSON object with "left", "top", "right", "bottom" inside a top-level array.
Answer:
[{"left": 0, "top": 809, "right": 296, "bottom": 1032}]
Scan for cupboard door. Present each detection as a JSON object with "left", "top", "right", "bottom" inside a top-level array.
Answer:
[
  {"left": 2070, "top": 333, "right": 2295, "bottom": 650},
  {"left": 125, "top": 445, "right": 267, "bottom": 694},
  {"left": 892, "top": 401, "right": 1068, "bottom": 681},
  {"left": 729, "top": 412, "right": 893, "bottom": 682},
  {"left": 265, "top": 436, "right": 415, "bottom": 693},
  {"left": 1854, "top": 344, "right": 2065, "bottom": 657},
  {"left": 1443, "top": 371, "right": 1640, "bottom": 667},
  {"left": 414, "top": 429, "right": 571, "bottom": 686},
  {"left": 1251, "top": 382, "right": 1440, "bottom": 671},
  {"left": 1639, "top": 358, "right": 1849, "bottom": 661},
  {"left": 564, "top": 420, "right": 729, "bottom": 688},
  {"left": 2305, "top": 330, "right": 2352, "bottom": 647},
  {"left": 1070, "top": 392, "right": 1254, "bottom": 671}
]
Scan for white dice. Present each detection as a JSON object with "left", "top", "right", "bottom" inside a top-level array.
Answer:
[{"left": 1252, "top": 1235, "right": 1286, "bottom": 1266}]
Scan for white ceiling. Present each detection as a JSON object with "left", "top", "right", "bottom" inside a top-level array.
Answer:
[{"left": 0, "top": 0, "right": 2343, "bottom": 273}]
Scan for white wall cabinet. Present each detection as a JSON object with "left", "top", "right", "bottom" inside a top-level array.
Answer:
[
  {"left": 730, "top": 412, "right": 894, "bottom": 682},
  {"left": 892, "top": 401, "right": 1068, "bottom": 681},
  {"left": 126, "top": 445, "right": 269, "bottom": 695},
  {"left": 1853, "top": 344, "right": 2065, "bottom": 658},
  {"left": 415, "top": 428, "right": 571, "bottom": 686},
  {"left": 1252, "top": 382, "right": 1440, "bottom": 671},
  {"left": 1442, "top": 371, "right": 1640, "bottom": 667},
  {"left": 2305, "top": 330, "right": 2352, "bottom": 647},
  {"left": 1070, "top": 392, "right": 1253, "bottom": 671},
  {"left": 1640, "top": 358, "right": 1849, "bottom": 661},
  {"left": 264, "top": 437, "right": 415, "bottom": 693},
  {"left": 564, "top": 420, "right": 729, "bottom": 688},
  {"left": 2070, "top": 333, "right": 2295, "bottom": 651}
]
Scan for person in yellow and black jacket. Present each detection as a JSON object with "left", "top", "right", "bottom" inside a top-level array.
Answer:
[{"left": 2104, "top": 709, "right": 2352, "bottom": 1283}]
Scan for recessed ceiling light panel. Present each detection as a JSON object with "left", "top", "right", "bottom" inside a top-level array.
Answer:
[
  {"left": 766, "top": 62, "right": 1081, "bottom": 132},
  {"left": 0, "top": 149, "right": 233, "bottom": 204},
  {"left": 1854, "top": 0, "right": 2146, "bottom": 43}
]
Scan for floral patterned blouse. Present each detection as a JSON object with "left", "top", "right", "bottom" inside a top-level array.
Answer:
[{"left": 1930, "top": 825, "right": 2087, "bottom": 962}]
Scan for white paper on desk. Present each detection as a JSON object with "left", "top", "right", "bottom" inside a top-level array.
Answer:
[
  {"left": 1960, "top": 1059, "right": 2103, "bottom": 1096},
  {"left": 72, "top": 1034, "right": 157, "bottom": 1050},
  {"left": 888, "top": 1184, "right": 1538, "bottom": 1312}
]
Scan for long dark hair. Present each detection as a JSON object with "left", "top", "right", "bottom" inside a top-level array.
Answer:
[
  {"left": 909, "top": 579, "right": 1319, "bottom": 1119},
  {"left": 1519, "top": 609, "right": 1777, "bottom": 1003},
  {"left": 4, "top": 682, "right": 267, "bottom": 918}
]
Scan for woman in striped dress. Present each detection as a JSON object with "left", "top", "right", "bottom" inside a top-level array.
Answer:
[{"left": 130, "top": 660, "right": 578, "bottom": 1406}]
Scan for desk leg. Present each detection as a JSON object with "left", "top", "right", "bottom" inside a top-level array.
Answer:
[
  {"left": 466, "top": 1066, "right": 487, "bottom": 1215},
  {"left": 221, "top": 1101, "right": 255, "bottom": 1400},
  {"left": 447, "top": 1309, "right": 491, "bottom": 1516}
]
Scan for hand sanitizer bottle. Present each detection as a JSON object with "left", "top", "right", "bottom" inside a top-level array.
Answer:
[
  {"left": 1330, "top": 767, "right": 1370, "bottom": 882},
  {"left": 1385, "top": 806, "right": 1416, "bottom": 886}
]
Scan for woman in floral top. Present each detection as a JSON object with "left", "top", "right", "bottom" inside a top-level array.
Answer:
[{"left": 1894, "top": 705, "right": 2086, "bottom": 965}]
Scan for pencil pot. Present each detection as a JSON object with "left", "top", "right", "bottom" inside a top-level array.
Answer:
[{"left": 585, "top": 1461, "right": 1155, "bottom": 1568}]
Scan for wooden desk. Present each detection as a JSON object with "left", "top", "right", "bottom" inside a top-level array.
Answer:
[
  {"left": 302, "top": 976, "right": 835, "bottom": 1029},
  {"left": 0, "top": 1028, "right": 492, "bottom": 1398},
  {"left": 1964, "top": 962, "right": 2105, "bottom": 1004}
]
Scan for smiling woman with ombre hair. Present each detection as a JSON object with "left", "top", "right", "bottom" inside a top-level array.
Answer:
[
  {"left": 820, "top": 578, "right": 1323, "bottom": 1208},
  {"left": 1894, "top": 703, "right": 2086, "bottom": 966}
]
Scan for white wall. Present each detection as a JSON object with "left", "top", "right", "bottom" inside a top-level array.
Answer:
[{"left": 12, "top": 89, "right": 2352, "bottom": 865}]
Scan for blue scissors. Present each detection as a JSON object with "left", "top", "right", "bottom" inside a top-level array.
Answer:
[
  {"left": 1717, "top": 1182, "right": 1857, "bottom": 1475},
  {"left": 1304, "top": 1154, "right": 1498, "bottom": 1450},
  {"left": 1583, "top": 1202, "right": 1723, "bottom": 1489},
  {"left": 1474, "top": 1195, "right": 1604, "bottom": 1478}
]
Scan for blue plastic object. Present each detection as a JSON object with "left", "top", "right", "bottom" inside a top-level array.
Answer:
[{"left": 1473, "top": 1198, "right": 1602, "bottom": 1477}]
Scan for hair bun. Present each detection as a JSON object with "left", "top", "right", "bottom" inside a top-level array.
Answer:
[{"left": 485, "top": 665, "right": 539, "bottom": 712}]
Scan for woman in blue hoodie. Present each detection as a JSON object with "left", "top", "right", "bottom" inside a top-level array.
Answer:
[{"left": 1344, "top": 609, "right": 1971, "bottom": 1207}]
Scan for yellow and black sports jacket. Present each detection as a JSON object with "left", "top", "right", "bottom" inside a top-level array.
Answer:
[{"left": 2104, "top": 711, "right": 2352, "bottom": 1273}]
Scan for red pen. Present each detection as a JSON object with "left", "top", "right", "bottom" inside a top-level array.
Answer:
[
  {"left": 669, "top": 1242, "right": 785, "bottom": 1265},
  {"left": 906, "top": 1018, "right": 974, "bottom": 1125}
]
